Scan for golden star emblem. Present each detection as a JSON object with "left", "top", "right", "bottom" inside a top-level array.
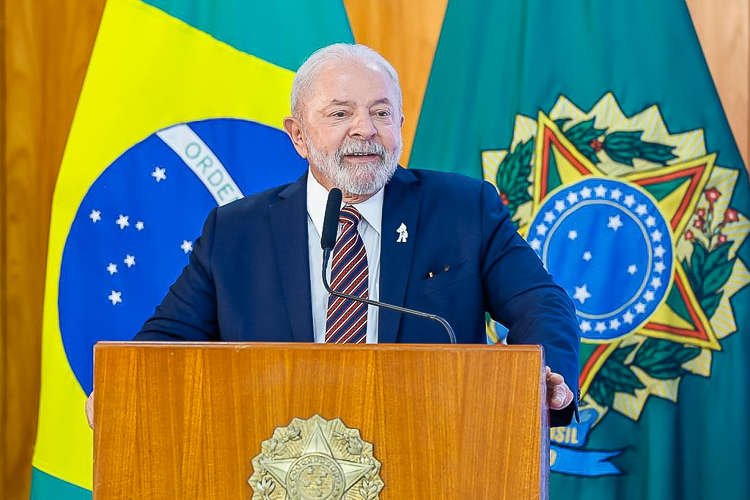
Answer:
[
  {"left": 484, "top": 92, "right": 750, "bottom": 422},
  {"left": 258, "top": 420, "right": 375, "bottom": 500},
  {"left": 522, "top": 111, "right": 720, "bottom": 396}
]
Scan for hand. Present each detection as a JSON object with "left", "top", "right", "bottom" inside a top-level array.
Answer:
[
  {"left": 545, "top": 366, "right": 574, "bottom": 410},
  {"left": 86, "top": 392, "right": 94, "bottom": 429}
]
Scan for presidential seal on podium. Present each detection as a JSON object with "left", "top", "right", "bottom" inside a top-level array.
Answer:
[{"left": 248, "top": 415, "right": 384, "bottom": 500}]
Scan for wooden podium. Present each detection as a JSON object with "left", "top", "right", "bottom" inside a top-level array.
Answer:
[{"left": 93, "top": 342, "right": 549, "bottom": 499}]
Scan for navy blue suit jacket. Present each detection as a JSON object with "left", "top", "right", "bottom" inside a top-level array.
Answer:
[{"left": 136, "top": 167, "right": 580, "bottom": 426}]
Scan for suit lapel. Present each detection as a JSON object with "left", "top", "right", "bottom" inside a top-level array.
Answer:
[
  {"left": 378, "top": 167, "right": 423, "bottom": 343},
  {"left": 269, "top": 174, "right": 314, "bottom": 342}
]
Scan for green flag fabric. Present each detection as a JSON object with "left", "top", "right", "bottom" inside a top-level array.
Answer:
[{"left": 412, "top": 1, "right": 749, "bottom": 499}]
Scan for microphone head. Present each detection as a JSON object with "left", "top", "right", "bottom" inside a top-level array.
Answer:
[{"left": 321, "top": 188, "right": 342, "bottom": 250}]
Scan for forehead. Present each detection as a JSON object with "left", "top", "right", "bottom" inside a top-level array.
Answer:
[{"left": 309, "top": 60, "right": 399, "bottom": 107}]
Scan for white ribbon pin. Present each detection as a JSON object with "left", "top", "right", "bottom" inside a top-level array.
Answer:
[{"left": 396, "top": 223, "right": 408, "bottom": 243}]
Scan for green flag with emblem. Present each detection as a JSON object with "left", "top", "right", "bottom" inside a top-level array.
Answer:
[{"left": 411, "top": 1, "right": 750, "bottom": 498}]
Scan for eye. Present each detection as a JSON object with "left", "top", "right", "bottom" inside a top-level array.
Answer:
[
  {"left": 374, "top": 109, "right": 391, "bottom": 117},
  {"left": 329, "top": 110, "right": 347, "bottom": 118}
]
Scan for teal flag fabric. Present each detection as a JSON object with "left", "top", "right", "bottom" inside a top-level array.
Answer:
[
  {"left": 142, "top": 0, "right": 353, "bottom": 70},
  {"left": 411, "top": 1, "right": 750, "bottom": 499}
]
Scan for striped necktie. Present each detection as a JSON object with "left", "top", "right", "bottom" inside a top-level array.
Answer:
[{"left": 325, "top": 205, "right": 369, "bottom": 343}]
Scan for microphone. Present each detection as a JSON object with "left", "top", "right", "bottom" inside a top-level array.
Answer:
[
  {"left": 321, "top": 188, "right": 342, "bottom": 252},
  {"left": 321, "top": 188, "right": 457, "bottom": 344}
]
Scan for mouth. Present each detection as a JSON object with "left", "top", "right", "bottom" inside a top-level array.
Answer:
[{"left": 342, "top": 152, "right": 381, "bottom": 163}]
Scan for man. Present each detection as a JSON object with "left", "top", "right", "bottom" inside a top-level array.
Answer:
[{"left": 87, "top": 43, "right": 579, "bottom": 427}]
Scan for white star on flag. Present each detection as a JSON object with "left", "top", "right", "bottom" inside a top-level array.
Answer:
[
  {"left": 623, "top": 311, "right": 635, "bottom": 324},
  {"left": 554, "top": 199, "right": 566, "bottom": 213},
  {"left": 645, "top": 216, "right": 656, "bottom": 228},
  {"left": 654, "top": 261, "right": 666, "bottom": 273},
  {"left": 566, "top": 192, "right": 579, "bottom": 204},
  {"left": 568, "top": 230, "right": 578, "bottom": 240},
  {"left": 90, "top": 210, "right": 101, "bottom": 223},
  {"left": 624, "top": 194, "right": 636, "bottom": 207},
  {"left": 580, "top": 187, "right": 592, "bottom": 199},
  {"left": 181, "top": 240, "right": 193, "bottom": 253},
  {"left": 628, "top": 264, "right": 638, "bottom": 275},
  {"left": 573, "top": 284, "right": 592, "bottom": 304},
  {"left": 607, "top": 215, "right": 624, "bottom": 231},
  {"left": 644, "top": 291, "right": 655, "bottom": 302},
  {"left": 651, "top": 277, "right": 663, "bottom": 289},
  {"left": 544, "top": 211, "right": 556, "bottom": 223},
  {"left": 594, "top": 185, "right": 607, "bottom": 197},
  {"left": 116, "top": 214, "right": 130, "bottom": 230},
  {"left": 529, "top": 238, "right": 542, "bottom": 251},
  {"left": 636, "top": 204, "right": 648, "bottom": 216},
  {"left": 536, "top": 224, "right": 548, "bottom": 236},
  {"left": 595, "top": 322, "right": 607, "bottom": 333},
  {"left": 651, "top": 230, "right": 663, "bottom": 242},
  {"left": 106, "top": 263, "right": 117, "bottom": 275},
  {"left": 610, "top": 188, "right": 623, "bottom": 200},
  {"left": 635, "top": 302, "right": 646, "bottom": 313},
  {"left": 609, "top": 318, "right": 621, "bottom": 329},
  {"left": 124, "top": 254, "right": 136, "bottom": 268},
  {"left": 655, "top": 245, "right": 666, "bottom": 258},
  {"left": 108, "top": 290, "right": 122, "bottom": 305},
  {"left": 135, "top": 221, "right": 145, "bottom": 231},
  {"left": 580, "top": 321, "right": 592, "bottom": 333},
  {"left": 152, "top": 166, "right": 167, "bottom": 182},
  {"left": 583, "top": 251, "right": 593, "bottom": 261}
]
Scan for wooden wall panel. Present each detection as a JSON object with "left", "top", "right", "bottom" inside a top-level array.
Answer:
[
  {"left": 688, "top": 0, "right": 750, "bottom": 169},
  {"left": 0, "top": 0, "right": 6, "bottom": 491},
  {"left": 344, "top": 0, "right": 449, "bottom": 166},
  {"left": 0, "top": 0, "right": 106, "bottom": 498}
]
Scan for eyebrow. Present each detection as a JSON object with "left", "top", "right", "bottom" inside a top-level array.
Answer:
[
  {"left": 329, "top": 99, "right": 355, "bottom": 106},
  {"left": 327, "top": 98, "right": 394, "bottom": 107},
  {"left": 370, "top": 98, "right": 393, "bottom": 107}
]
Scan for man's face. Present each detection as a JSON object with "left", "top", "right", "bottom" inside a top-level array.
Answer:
[{"left": 288, "top": 60, "right": 404, "bottom": 196}]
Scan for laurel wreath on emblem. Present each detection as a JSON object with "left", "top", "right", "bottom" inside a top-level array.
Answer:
[
  {"left": 483, "top": 93, "right": 750, "bottom": 423},
  {"left": 495, "top": 119, "right": 677, "bottom": 219},
  {"left": 248, "top": 415, "right": 384, "bottom": 500}
]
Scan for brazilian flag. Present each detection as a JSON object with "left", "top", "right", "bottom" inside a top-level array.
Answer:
[
  {"left": 32, "top": 0, "right": 352, "bottom": 496},
  {"left": 411, "top": 0, "right": 750, "bottom": 499}
]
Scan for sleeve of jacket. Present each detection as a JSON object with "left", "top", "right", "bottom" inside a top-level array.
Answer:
[
  {"left": 134, "top": 207, "right": 220, "bottom": 341},
  {"left": 479, "top": 181, "right": 580, "bottom": 427}
]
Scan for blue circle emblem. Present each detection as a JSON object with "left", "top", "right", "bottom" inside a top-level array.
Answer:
[
  {"left": 58, "top": 118, "right": 308, "bottom": 393},
  {"left": 527, "top": 178, "right": 674, "bottom": 341}
]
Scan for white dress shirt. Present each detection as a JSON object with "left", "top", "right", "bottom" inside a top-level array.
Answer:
[{"left": 306, "top": 172, "right": 383, "bottom": 343}]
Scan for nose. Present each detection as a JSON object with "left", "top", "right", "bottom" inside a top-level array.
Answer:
[{"left": 349, "top": 109, "right": 376, "bottom": 140}]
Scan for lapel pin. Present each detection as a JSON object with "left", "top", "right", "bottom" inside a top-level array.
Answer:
[{"left": 396, "top": 223, "right": 408, "bottom": 243}]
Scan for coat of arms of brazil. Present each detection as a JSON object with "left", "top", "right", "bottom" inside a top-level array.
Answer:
[
  {"left": 484, "top": 93, "right": 749, "bottom": 476},
  {"left": 248, "top": 415, "right": 384, "bottom": 500}
]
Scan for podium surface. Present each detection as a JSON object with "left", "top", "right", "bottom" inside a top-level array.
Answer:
[{"left": 94, "top": 342, "right": 549, "bottom": 499}]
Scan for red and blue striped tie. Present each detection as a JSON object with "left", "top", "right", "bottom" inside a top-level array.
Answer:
[{"left": 326, "top": 205, "right": 369, "bottom": 343}]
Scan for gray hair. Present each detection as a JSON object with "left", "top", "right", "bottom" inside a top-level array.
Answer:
[{"left": 291, "top": 43, "right": 403, "bottom": 119}]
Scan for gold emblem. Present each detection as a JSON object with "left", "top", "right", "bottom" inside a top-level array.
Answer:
[{"left": 248, "top": 415, "right": 384, "bottom": 500}]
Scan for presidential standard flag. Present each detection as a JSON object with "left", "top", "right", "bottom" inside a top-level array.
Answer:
[
  {"left": 411, "top": 1, "right": 749, "bottom": 499},
  {"left": 32, "top": 0, "right": 352, "bottom": 496}
]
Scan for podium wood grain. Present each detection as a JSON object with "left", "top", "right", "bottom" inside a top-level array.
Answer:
[{"left": 93, "top": 342, "right": 548, "bottom": 499}]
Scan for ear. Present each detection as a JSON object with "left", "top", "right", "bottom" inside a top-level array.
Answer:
[{"left": 283, "top": 116, "right": 309, "bottom": 159}]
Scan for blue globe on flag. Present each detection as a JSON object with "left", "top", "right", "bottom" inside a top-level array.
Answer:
[
  {"left": 527, "top": 177, "right": 674, "bottom": 342},
  {"left": 58, "top": 118, "right": 307, "bottom": 394}
]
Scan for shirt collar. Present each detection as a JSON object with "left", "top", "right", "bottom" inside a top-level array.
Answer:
[{"left": 307, "top": 169, "right": 384, "bottom": 236}]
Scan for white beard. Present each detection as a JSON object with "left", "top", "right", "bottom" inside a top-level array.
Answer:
[{"left": 305, "top": 133, "right": 402, "bottom": 196}]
